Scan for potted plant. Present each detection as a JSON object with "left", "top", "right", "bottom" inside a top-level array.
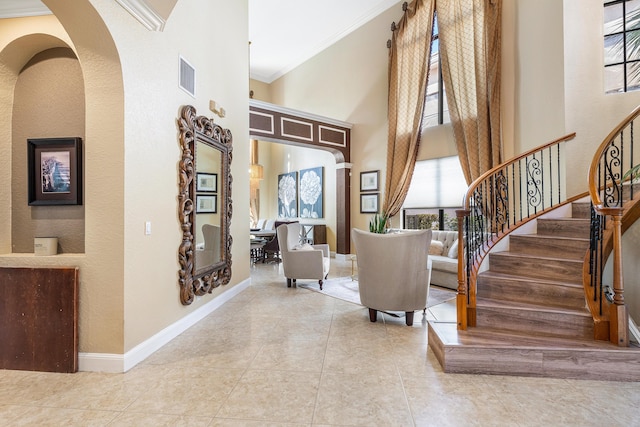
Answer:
[{"left": 369, "top": 211, "right": 389, "bottom": 234}]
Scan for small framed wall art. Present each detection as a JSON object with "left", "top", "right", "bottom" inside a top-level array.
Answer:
[
  {"left": 196, "top": 172, "right": 217, "bottom": 193},
  {"left": 360, "top": 193, "right": 379, "bottom": 213},
  {"left": 27, "top": 137, "right": 83, "bottom": 206},
  {"left": 360, "top": 170, "right": 379, "bottom": 192},
  {"left": 196, "top": 194, "right": 217, "bottom": 214}
]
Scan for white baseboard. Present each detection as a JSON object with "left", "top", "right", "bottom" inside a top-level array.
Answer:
[
  {"left": 334, "top": 253, "right": 354, "bottom": 262},
  {"left": 78, "top": 278, "right": 251, "bottom": 373}
]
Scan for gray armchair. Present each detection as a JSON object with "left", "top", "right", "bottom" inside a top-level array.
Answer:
[
  {"left": 277, "top": 222, "right": 330, "bottom": 289},
  {"left": 351, "top": 228, "right": 432, "bottom": 326}
]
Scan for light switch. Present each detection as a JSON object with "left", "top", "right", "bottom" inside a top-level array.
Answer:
[{"left": 145, "top": 221, "right": 151, "bottom": 235}]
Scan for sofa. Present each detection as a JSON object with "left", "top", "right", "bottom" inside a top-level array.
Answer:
[{"left": 428, "top": 230, "right": 459, "bottom": 290}]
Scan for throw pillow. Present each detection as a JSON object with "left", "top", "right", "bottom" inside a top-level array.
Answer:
[
  {"left": 448, "top": 240, "right": 459, "bottom": 259},
  {"left": 429, "top": 240, "right": 444, "bottom": 256}
]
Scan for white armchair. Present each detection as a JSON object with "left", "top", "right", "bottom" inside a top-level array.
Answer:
[
  {"left": 277, "top": 222, "right": 330, "bottom": 289},
  {"left": 351, "top": 228, "right": 432, "bottom": 326}
]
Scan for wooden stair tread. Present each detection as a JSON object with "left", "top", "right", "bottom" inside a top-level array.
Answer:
[
  {"left": 430, "top": 322, "right": 637, "bottom": 351},
  {"left": 476, "top": 297, "right": 591, "bottom": 317},
  {"left": 539, "top": 217, "right": 590, "bottom": 222},
  {"left": 513, "top": 233, "right": 589, "bottom": 243},
  {"left": 478, "top": 270, "right": 583, "bottom": 289},
  {"left": 491, "top": 251, "right": 583, "bottom": 263}
]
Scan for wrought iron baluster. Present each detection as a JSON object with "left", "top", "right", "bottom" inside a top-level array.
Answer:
[
  {"left": 631, "top": 121, "right": 635, "bottom": 200},
  {"left": 557, "top": 143, "right": 561, "bottom": 205}
]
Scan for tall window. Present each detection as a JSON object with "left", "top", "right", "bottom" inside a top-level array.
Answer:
[
  {"left": 401, "top": 156, "right": 467, "bottom": 229},
  {"left": 604, "top": 0, "right": 640, "bottom": 94},
  {"left": 422, "top": 14, "right": 450, "bottom": 128}
]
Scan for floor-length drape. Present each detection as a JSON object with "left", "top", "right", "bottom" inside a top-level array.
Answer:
[
  {"left": 383, "top": 0, "right": 435, "bottom": 217},
  {"left": 437, "top": 0, "right": 502, "bottom": 184}
]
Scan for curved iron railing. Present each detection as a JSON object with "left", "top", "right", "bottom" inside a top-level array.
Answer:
[
  {"left": 587, "top": 104, "right": 640, "bottom": 346},
  {"left": 456, "top": 133, "right": 576, "bottom": 330}
]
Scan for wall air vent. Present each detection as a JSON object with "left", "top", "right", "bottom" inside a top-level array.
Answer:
[{"left": 179, "top": 56, "right": 195, "bottom": 97}]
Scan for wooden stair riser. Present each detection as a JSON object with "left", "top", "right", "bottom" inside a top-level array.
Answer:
[
  {"left": 477, "top": 273, "right": 586, "bottom": 309},
  {"left": 571, "top": 202, "right": 591, "bottom": 219},
  {"left": 489, "top": 253, "right": 583, "bottom": 282},
  {"left": 537, "top": 218, "right": 590, "bottom": 238},
  {"left": 475, "top": 305, "right": 594, "bottom": 340},
  {"left": 509, "top": 235, "right": 589, "bottom": 260}
]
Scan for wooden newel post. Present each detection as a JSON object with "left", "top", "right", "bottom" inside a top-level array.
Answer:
[
  {"left": 456, "top": 209, "right": 470, "bottom": 330},
  {"left": 607, "top": 208, "right": 629, "bottom": 346}
]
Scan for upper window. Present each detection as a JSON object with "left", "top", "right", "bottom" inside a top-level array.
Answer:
[
  {"left": 604, "top": 0, "right": 640, "bottom": 94},
  {"left": 422, "top": 14, "right": 450, "bottom": 128}
]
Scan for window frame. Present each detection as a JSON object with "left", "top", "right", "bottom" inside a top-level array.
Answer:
[
  {"left": 604, "top": 0, "right": 640, "bottom": 93},
  {"left": 423, "top": 13, "right": 449, "bottom": 128}
]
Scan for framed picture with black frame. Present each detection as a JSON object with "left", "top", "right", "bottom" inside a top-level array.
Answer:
[
  {"left": 196, "top": 172, "right": 217, "bottom": 193},
  {"left": 27, "top": 137, "right": 83, "bottom": 206},
  {"left": 196, "top": 194, "right": 217, "bottom": 213},
  {"left": 360, "top": 170, "right": 379, "bottom": 192},
  {"left": 360, "top": 193, "right": 379, "bottom": 213}
]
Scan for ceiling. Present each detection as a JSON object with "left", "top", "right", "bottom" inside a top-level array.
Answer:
[{"left": 0, "top": 0, "right": 399, "bottom": 83}]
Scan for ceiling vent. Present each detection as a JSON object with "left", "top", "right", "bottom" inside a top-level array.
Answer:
[{"left": 179, "top": 56, "right": 195, "bottom": 97}]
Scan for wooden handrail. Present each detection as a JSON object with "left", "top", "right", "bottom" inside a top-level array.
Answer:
[
  {"left": 463, "top": 133, "right": 577, "bottom": 210},
  {"left": 588, "top": 104, "right": 640, "bottom": 209},
  {"left": 585, "top": 104, "right": 640, "bottom": 346}
]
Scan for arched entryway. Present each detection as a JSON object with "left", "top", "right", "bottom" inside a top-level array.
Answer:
[
  {"left": 249, "top": 99, "right": 352, "bottom": 255},
  {"left": 0, "top": 1, "right": 127, "bottom": 359}
]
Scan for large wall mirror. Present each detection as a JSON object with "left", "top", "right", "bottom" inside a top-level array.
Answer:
[{"left": 178, "top": 105, "right": 233, "bottom": 305}]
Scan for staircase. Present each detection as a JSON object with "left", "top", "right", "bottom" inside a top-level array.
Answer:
[{"left": 428, "top": 201, "right": 640, "bottom": 381}]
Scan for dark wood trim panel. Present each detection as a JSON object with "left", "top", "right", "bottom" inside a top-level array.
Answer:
[{"left": 249, "top": 100, "right": 352, "bottom": 254}]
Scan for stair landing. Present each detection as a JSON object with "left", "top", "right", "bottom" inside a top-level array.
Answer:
[{"left": 428, "top": 321, "right": 640, "bottom": 381}]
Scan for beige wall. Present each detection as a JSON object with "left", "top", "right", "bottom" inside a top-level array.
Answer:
[
  {"left": 563, "top": 0, "right": 640, "bottom": 196},
  {"left": 0, "top": 0, "right": 250, "bottom": 358},
  {"left": 511, "top": 0, "right": 567, "bottom": 155},
  {"left": 0, "top": 7, "right": 125, "bottom": 355},
  {"left": 85, "top": 0, "right": 250, "bottom": 351},
  {"left": 11, "top": 48, "right": 85, "bottom": 254},
  {"left": 268, "top": 2, "right": 402, "bottom": 234}
]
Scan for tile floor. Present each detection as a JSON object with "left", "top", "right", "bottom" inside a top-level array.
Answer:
[{"left": 1, "top": 258, "right": 639, "bottom": 426}]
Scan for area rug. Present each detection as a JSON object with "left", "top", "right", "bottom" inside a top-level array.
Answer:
[{"left": 298, "top": 276, "right": 455, "bottom": 308}]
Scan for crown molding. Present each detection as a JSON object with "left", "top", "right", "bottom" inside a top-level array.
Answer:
[
  {"left": 115, "top": 0, "right": 165, "bottom": 32},
  {"left": 0, "top": 1, "right": 51, "bottom": 19}
]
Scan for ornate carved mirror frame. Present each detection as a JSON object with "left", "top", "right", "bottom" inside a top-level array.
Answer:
[{"left": 178, "top": 105, "right": 233, "bottom": 305}]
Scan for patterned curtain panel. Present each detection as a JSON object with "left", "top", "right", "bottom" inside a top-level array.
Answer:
[
  {"left": 383, "top": 0, "right": 435, "bottom": 217},
  {"left": 438, "top": 0, "right": 503, "bottom": 184}
]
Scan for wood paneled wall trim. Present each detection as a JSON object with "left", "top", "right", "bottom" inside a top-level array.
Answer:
[{"left": 249, "top": 100, "right": 352, "bottom": 254}]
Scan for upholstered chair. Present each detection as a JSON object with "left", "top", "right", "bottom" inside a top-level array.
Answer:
[
  {"left": 351, "top": 228, "right": 432, "bottom": 326},
  {"left": 278, "top": 222, "right": 330, "bottom": 289}
]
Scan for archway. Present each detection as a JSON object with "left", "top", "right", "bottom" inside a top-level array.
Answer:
[
  {"left": 0, "top": 1, "right": 127, "bottom": 359},
  {"left": 249, "top": 99, "right": 352, "bottom": 255}
]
